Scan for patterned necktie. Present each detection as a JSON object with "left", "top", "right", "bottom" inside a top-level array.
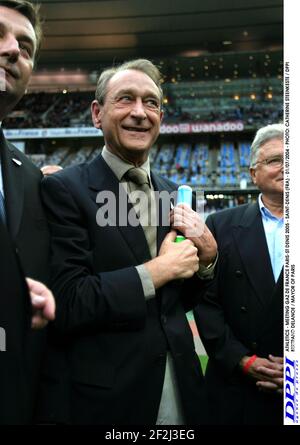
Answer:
[
  {"left": 126, "top": 168, "right": 157, "bottom": 258},
  {"left": 0, "top": 190, "right": 6, "bottom": 224}
]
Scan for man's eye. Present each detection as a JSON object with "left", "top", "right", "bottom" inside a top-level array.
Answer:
[
  {"left": 19, "top": 43, "right": 32, "bottom": 57},
  {"left": 268, "top": 157, "right": 283, "bottom": 166},
  {"left": 146, "top": 99, "right": 159, "bottom": 108},
  {"left": 120, "top": 96, "right": 132, "bottom": 102}
]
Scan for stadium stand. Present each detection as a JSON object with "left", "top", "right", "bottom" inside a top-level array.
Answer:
[
  {"left": 3, "top": 47, "right": 282, "bottom": 210},
  {"left": 3, "top": 77, "right": 282, "bottom": 129}
]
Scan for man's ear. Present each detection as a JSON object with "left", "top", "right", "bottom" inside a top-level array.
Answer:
[
  {"left": 91, "top": 100, "right": 102, "bottom": 129},
  {"left": 160, "top": 109, "right": 164, "bottom": 123},
  {"left": 249, "top": 167, "right": 257, "bottom": 185}
]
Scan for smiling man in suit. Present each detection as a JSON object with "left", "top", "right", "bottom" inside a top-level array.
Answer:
[
  {"left": 0, "top": 0, "right": 55, "bottom": 424},
  {"left": 40, "top": 58, "right": 217, "bottom": 425},
  {"left": 194, "top": 123, "right": 284, "bottom": 425}
]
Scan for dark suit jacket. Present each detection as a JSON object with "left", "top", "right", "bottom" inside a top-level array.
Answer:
[
  {"left": 194, "top": 202, "right": 283, "bottom": 425},
  {"left": 0, "top": 131, "right": 50, "bottom": 423},
  {"left": 0, "top": 222, "right": 31, "bottom": 424},
  {"left": 40, "top": 154, "right": 206, "bottom": 425}
]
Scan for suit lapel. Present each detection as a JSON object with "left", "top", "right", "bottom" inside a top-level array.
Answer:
[
  {"left": 232, "top": 202, "right": 275, "bottom": 306},
  {"left": 0, "top": 131, "right": 24, "bottom": 240},
  {"left": 87, "top": 154, "right": 151, "bottom": 264},
  {"left": 87, "top": 155, "right": 179, "bottom": 312},
  {"left": 151, "top": 171, "right": 174, "bottom": 253},
  {"left": 151, "top": 173, "right": 181, "bottom": 313}
]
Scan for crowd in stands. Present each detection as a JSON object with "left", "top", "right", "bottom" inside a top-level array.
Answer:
[
  {"left": 163, "top": 101, "right": 282, "bottom": 127},
  {"left": 163, "top": 77, "right": 283, "bottom": 125},
  {"left": 3, "top": 77, "right": 282, "bottom": 129},
  {"left": 151, "top": 142, "right": 252, "bottom": 188},
  {"left": 5, "top": 76, "right": 278, "bottom": 191},
  {"left": 4, "top": 92, "right": 94, "bottom": 129},
  {"left": 28, "top": 141, "right": 253, "bottom": 190}
]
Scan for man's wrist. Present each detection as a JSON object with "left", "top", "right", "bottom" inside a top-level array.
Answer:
[
  {"left": 199, "top": 252, "right": 218, "bottom": 269},
  {"left": 242, "top": 355, "right": 257, "bottom": 374},
  {"left": 202, "top": 260, "right": 214, "bottom": 269}
]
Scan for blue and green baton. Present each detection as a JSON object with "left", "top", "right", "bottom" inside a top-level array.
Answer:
[{"left": 175, "top": 185, "right": 193, "bottom": 243}]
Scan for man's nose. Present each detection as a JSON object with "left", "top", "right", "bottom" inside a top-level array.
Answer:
[
  {"left": 0, "top": 34, "right": 20, "bottom": 62},
  {"left": 130, "top": 98, "right": 147, "bottom": 119}
]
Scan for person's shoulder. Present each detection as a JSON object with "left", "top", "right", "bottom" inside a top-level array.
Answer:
[
  {"left": 7, "top": 142, "right": 42, "bottom": 177},
  {"left": 42, "top": 161, "right": 87, "bottom": 187}
]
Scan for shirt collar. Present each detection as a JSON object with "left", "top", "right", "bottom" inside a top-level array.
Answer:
[
  {"left": 101, "top": 146, "right": 152, "bottom": 185},
  {"left": 258, "top": 193, "right": 283, "bottom": 221}
]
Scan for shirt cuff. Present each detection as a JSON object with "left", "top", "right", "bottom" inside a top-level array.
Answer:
[
  {"left": 197, "top": 251, "right": 219, "bottom": 280},
  {"left": 135, "top": 265, "right": 156, "bottom": 300}
]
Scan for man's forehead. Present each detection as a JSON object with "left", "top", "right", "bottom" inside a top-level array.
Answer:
[
  {"left": 0, "top": 6, "right": 37, "bottom": 47},
  {"left": 261, "top": 138, "right": 283, "bottom": 150},
  {"left": 108, "top": 69, "right": 160, "bottom": 95}
]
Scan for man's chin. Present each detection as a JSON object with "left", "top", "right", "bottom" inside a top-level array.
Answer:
[
  {"left": 0, "top": 76, "right": 24, "bottom": 97},
  {"left": 123, "top": 140, "right": 152, "bottom": 152},
  {"left": 125, "top": 145, "right": 150, "bottom": 155},
  {"left": 118, "top": 145, "right": 150, "bottom": 163}
]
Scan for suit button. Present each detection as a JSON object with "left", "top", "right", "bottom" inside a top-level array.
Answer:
[
  {"left": 235, "top": 270, "right": 243, "bottom": 277},
  {"left": 251, "top": 342, "right": 257, "bottom": 350},
  {"left": 161, "top": 315, "right": 167, "bottom": 325},
  {"left": 15, "top": 248, "right": 19, "bottom": 255},
  {"left": 241, "top": 306, "right": 247, "bottom": 313},
  {"left": 156, "top": 353, "right": 165, "bottom": 363}
]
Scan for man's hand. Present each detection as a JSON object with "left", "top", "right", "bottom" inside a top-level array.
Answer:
[
  {"left": 41, "top": 165, "right": 63, "bottom": 176},
  {"left": 170, "top": 204, "right": 217, "bottom": 266},
  {"left": 256, "top": 355, "right": 283, "bottom": 395},
  {"left": 26, "top": 278, "right": 56, "bottom": 329},
  {"left": 144, "top": 230, "right": 199, "bottom": 289},
  {"left": 240, "top": 354, "right": 283, "bottom": 395}
]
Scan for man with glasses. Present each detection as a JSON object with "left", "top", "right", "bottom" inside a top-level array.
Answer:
[{"left": 194, "top": 123, "right": 283, "bottom": 425}]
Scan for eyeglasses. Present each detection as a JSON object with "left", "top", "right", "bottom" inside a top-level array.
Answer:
[{"left": 255, "top": 155, "right": 283, "bottom": 168}]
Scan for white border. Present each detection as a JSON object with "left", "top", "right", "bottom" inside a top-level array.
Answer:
[{"left": 284, "top": 0, "right": 299, "bottom": 426}]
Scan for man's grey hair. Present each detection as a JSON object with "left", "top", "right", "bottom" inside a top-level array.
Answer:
[
  {"left": 95, "top": 59, "right": 163, "bottom": 106},
  {"left": 250, "top": 123, "right": 284, "bottom": 167}
]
